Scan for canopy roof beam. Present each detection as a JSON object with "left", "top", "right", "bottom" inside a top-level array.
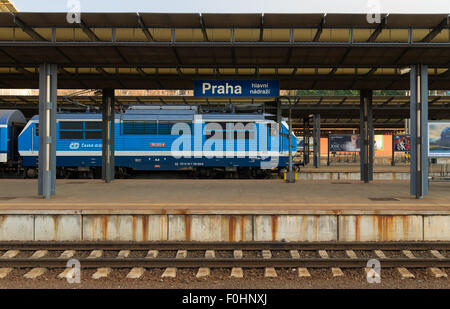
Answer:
[
  {"left": 79, "top": 20, "right": 100, "bottom": 42},
  {"left": 367, "top": 16, "right": 388, "bottom": 42},
  {"left": 199, "top": 14, "right": 209, "bottom": 42},
  {"left": 259, "top": 14, "right": 264, "bottom": 42},
  {"left": 137, "top": 13, "right": 154, "bottom": 42},
  {"left": 421, "top": 16, "right": 449, "bottom": 42},
  {"left": 96, "top": 67, "right": 109, "bottom": 75},
  {"left": 366, "top": 67, "right": 378, "bottom": 75},
  {"left": 13, "top": 15, "right": 46, "bottom": 41},
  {"left": 313, "top": 14, "right": 326, "bottom": 42},
  {"left": 381, "top": 96, "right": 395, "bottom": 106}
]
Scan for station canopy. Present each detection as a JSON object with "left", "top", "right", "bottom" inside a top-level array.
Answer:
[
  {"left": 0, "top": 1, "right": 16, "bottom": 13},
  {"left": 0, "top": 12, "right": 449, "bottom": 89}
]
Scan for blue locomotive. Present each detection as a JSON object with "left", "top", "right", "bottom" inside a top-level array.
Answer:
[{"left": 14, "top": 105, "right": 296, "bottom": 178}]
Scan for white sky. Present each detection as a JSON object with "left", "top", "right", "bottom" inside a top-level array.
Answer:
[{"left": 12, "top": 0, "right": 450, "bottom": 13}]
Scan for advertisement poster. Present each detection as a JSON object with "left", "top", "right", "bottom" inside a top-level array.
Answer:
[
  {"left": 329, "top": 134, "right": 384, "bottom": 152},
  {"left": 393, "top": 135, "right": 410, "bottom": 152},
  {"left": 429, "top": 122, "right": 450, "bottom": 157},
  {"left": 374, "top": 135, "right": 384, "bottom": 151},
  {"left": 329, "top": 134, "right": 360, "bottom": 152}
]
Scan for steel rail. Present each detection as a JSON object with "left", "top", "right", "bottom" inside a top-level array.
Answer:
[{"left": 0, "top": 257, "right": 448, "bottom": 269}]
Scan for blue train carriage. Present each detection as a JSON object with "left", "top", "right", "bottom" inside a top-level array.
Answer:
[
  {"left": 0, "top": 110, "right": 26, "bottom": 172},
  {"left": 18, "top": 105, "right": 297, "bottom": 178}
]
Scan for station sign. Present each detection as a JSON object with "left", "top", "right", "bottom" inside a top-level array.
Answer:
[{"left": 194, "top": 80, "right": 280, "bottom": 97}]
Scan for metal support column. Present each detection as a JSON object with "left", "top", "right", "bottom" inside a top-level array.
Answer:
[
  {"left": 102, "top": 89, "right": 115, "bottom": 183},
  {"left": 278, "top": 96, "right": 295, "bottom": 183},
  {"left": 313, "top": 114, "right": 321, "bottom": 168},
  {"left": 391, "top": 135, "right": 395, "bottom": 166},
  {"left": 360, "top": 89, "right": 374, "bottom": 183},
  {"left": 303, "top": 117, "right": 310, "bottom": 165},
  {"left": 287, "top": 100, "right": 295, "bottom": 183},
  {"left": 327, "top": 137, "right": 330, "bottom": 166},
  {"left": 38, "top": 64, "right": 57, "bottom": 199},
  {"left": 410, "top": 65, "right": 429, "bottom": 198},
  {"left": 276, "top": 98, "right": 282, "bottom": 139}
]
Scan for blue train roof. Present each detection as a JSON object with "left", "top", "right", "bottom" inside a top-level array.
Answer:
[
  {"left": 201, "top": 114, "right": 266, "bottom": 121},
  {"left": 0, "top": 110, "right": 26, "bottom": 125},
  {"left": 30, "top": 113, "right": 108, "bottom": 121},
  {"left": 123, "top": 106, "right": 196, "bottom": 121},
  {"left": 126, "top": 105, "right": 198, "bottom": 114},
  {"left": 28, "top": 105, "right": 270, "bottom": 122}
]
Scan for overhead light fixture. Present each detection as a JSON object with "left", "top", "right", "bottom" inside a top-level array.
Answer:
[{"left": 399, "top": 67, "right": 411, "bottom": 75}]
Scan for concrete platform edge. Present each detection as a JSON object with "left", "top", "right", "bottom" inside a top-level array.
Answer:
[{"left": 0, "top": 213, "right": 448, "bottom": 242}]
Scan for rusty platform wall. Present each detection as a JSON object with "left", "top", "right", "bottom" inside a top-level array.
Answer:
[{"left": 0, "top": 213, "right": 448, "bottom": 242}]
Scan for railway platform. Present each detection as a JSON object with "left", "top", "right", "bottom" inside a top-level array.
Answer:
[{"left": 0, "top": 179, "right": 448, "bottom": 243}]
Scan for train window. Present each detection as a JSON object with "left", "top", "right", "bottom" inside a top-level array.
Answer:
[
  {"left": 85, "top": 122, "right": 103, "bottom": 130},
  {"left": 59, "top": 121, "right": 83, "bottom": 139},
  {"left": 159, "top": 121, "right": 192, "bottom": 135},
  {"left": 123, "top": 121, "right": 157, "bottom": 135},
  {"left": 233, "top": 131, "right": 255, "bottom": 140},
  {"left": 85, "top": 131, "right": 102, "bottom": 139},
  {"left": 205, "top": 122, "right": 255, "bottom": 140},
  {"left": 59, "top": 121, "right": 102, "bottom": 139},
  {"left": 84, "top": 121, "right": 102, "bottom": 139},
  {"left": 60, "top": 131, "right": 83, "bottom": 139},
  {"left": 269, "top": 123, "right": 278, "bottom": 136},
  {"left": 59, "top": 122, "right": 83, "bottom": 130},
  {"left": 224, "top": 131, "right": 255, "bottom": 140},
  {"left": 35, "top": 123, "right": 39, "bottom": 136},
  {"left": 227, "top": 122, "right": 255, "bottom": 140},
  {"left": 204, "top": 122, "right": 226, "bottom": 140}
]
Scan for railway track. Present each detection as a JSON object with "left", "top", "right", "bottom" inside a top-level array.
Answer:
[{"left": 0, "top": 242, "right": 448, "bottom": 280}]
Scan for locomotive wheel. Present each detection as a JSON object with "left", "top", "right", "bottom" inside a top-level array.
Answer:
[
  {"left": 25, "top": 168, "right": 37, "bottom": 179},
  {"left": 116, "top": 167, "right": 128, "bottom": 179}
]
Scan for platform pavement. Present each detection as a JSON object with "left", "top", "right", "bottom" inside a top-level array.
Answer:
[{"left": 0, "top": 178, "right": 448, "bottom": 213}]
